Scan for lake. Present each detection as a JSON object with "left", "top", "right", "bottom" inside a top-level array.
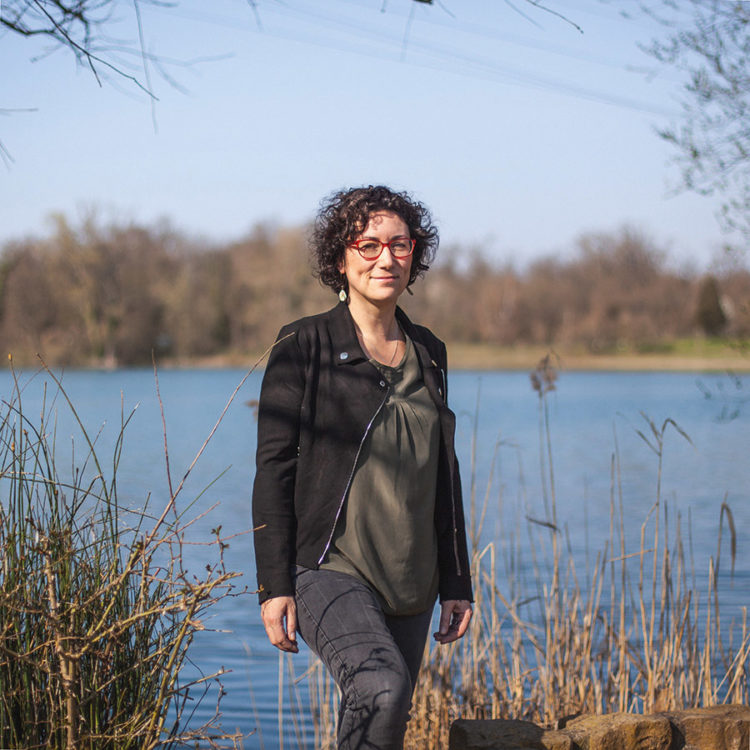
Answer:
[{"left": 1, "top": 365, "right": 748, "bottom": 748}]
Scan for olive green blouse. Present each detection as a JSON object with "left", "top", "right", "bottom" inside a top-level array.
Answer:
[{"left": 321, "top": 335, "right": 441, "bottom": 615}]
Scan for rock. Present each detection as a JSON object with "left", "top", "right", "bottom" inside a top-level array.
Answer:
[
  {"left": 449, "top": 719, "right": 574, "bottom": 750},
  {"left": 448, "top": 705, "right": 750, "bottom": 750},
  {"left": 657, "top": 705, "right": 750, "bottom": 750},
  {"left": 564, "top": 713, "right": 672, "bottom": 750}
]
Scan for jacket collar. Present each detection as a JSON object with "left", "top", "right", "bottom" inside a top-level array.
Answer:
[
  {"left": 328, "top": 301, "right": 436, "bottom": 371},
  {"left": 329, "top": 302, "right": 368, "bottom": 365}
]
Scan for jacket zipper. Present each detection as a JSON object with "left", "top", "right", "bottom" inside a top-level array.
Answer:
[
  {"left": 447, "top": 437, "right": 462, "bottom": 577},
  {"left": 317, "top": 385, "right": 390, "bottom": 565}
]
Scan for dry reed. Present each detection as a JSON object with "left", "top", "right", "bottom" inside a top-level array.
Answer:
[{"left": 302, "top": 356, "right": 747, "bottom": 749}]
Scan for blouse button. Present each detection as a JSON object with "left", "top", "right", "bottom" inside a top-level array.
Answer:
[{"left": 339, "top": 352, "right": 349, "bottom": 360}]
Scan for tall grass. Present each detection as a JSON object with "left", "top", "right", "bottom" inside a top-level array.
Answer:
[
  {"left": 303, "top": 357, "right": 748, "bottom": 749},
  {"left": 0, "top": 361, "right": 247, "bottom": 749}
]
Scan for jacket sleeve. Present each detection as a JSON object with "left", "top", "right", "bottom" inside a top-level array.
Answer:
[
  {"left": 252, "top": 326, "right": 305, "bottom": 604},
  {"left": 436, "top": 339, "right": 474, "bottom": 603}
]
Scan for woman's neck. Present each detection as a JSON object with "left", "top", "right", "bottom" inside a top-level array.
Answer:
[
  {"left": 347, "top": 295, "right": 397, "bottom": 337},
  {"left": 347, "top": 296, "right": 404, "bottom": 364}
]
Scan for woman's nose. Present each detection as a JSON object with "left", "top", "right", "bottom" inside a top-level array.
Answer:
[{"left": 377, "top": 245, "right": 396, "bottom": 264}]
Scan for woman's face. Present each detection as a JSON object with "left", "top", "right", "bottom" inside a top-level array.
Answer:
[{"left": 338, "top": 211, "right": 413, "bottom": 309}]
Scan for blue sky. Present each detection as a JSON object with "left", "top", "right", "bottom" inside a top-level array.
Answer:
[{"left": 1, "top": 0, "right": 732, "bottom": 268}]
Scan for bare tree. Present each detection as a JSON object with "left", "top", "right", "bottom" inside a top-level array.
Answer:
[
  {"left": 1, "top": 1, "right": 169, "bottom": 94},
  {"left": 632, "top": 0, "right": 750, "bottom": 245},
  {"left": 2, "top": 0, "right": 581, "bottom": 116}
]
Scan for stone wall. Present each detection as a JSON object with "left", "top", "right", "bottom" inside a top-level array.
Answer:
[{"left": 450, "top": 705, "right": 750, "bottom": 750}]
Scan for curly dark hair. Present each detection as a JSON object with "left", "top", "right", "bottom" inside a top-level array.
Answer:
[{"left": 310, "top": 185, "right": 439, "bottom": 294}]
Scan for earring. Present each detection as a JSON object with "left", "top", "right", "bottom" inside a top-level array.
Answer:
[{"left": 339, "top": 288, "right": 347, "bottom": 302}]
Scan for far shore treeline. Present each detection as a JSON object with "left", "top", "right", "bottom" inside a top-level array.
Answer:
[{"left": 2, "top": 212, "right": 749, "bottom": 368}]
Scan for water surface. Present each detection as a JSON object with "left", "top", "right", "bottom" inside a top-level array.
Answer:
[{"left": 1, "top": 366, "right": 747, "bottom": 747}]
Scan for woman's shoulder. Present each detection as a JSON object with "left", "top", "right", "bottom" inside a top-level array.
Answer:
[
  {"left": 410, "top": 322, "right": 444, "bottom": 349},
  {"left": 265, "top": 305, "right": 343, "bottom": 376},
  {"left": 277, "top": 303, "right": 341, "bottom": 338}
]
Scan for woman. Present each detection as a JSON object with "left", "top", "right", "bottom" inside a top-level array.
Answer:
[{"left": 252, "top": 185, "right": 473, "bottom": 750}]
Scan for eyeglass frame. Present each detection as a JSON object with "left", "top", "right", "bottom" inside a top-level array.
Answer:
[{"left": 347, "top": 237, "right": 416, "bottom": 260}]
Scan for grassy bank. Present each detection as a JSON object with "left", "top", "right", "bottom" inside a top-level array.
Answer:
[
  {"left": 96, "top": 337, "right": 750, "bottom": 373},
  {"left": 3, "top": 331, "right": 748, "bottom": 372},
  {"left": 445, "top": 338, "right": 750, "bottom": 371}
]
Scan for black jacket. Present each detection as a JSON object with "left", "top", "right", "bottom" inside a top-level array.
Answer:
[{"left": 252, "top": 302, "right": 473, "bottom": 605}]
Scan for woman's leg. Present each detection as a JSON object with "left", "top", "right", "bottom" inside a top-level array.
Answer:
[
  {"left": 383, "top": 610, "right": 433, "bottom": 693},
  {"left": 294, "top": 567, "right": 432, "bottom": 750}
]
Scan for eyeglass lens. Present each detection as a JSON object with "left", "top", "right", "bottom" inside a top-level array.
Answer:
[{"left": 355, "top": 239, "right": 414, "bottom": 259}]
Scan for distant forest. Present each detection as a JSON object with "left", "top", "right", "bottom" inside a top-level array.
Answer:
[{"left": 1, "top": 213, "right": 748, "bottom": 367}]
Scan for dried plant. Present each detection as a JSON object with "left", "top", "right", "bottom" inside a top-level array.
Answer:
[
  {"left": 304, "top": 356, "right": 748, "bottom": 749},
  {"left": 0, "top": 359, "right": 252, "bottom": 749}
]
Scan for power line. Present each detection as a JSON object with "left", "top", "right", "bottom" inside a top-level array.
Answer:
[{"left": 152, "top": 1, "right": 675, "bottom": 116}]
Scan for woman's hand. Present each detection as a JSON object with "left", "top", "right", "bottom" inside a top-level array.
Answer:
[
  {"left": 261, "top": 595, "right": 299, "bottom": 653},
  {"left": 433, "top": 599, "right": 472, "bottom": 644}
]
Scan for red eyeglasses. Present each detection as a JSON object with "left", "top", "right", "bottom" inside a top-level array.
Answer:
[{"left": 349, "top": 238, "right": 416, "bottom": 260}]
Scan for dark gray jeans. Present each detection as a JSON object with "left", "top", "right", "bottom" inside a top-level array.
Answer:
[{"left": 294, "top": 566, "right": 434, "bottom": 750}]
